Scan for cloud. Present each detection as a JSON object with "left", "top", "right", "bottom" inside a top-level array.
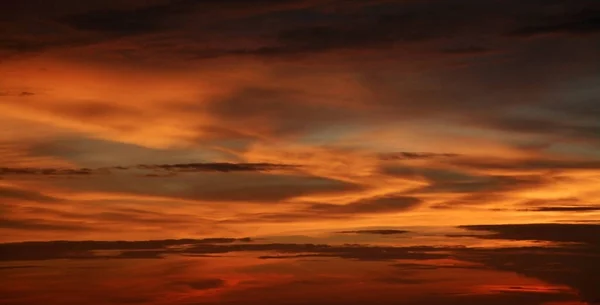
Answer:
[
  {"left": 1, "top": 234, "right": 596, "bottom": 304},
  {"left": 0, "top": 167, "right": 95, "bottom": 176},
  {"left": 0, "top": 186, "right": 61, "bottom": 202},
  {"left": 378, "top": 152, "right": 460, "bottom": 161},
  {"left": 458, "top": 223, "right": 600, "bottom": 246},
  {"left": 57, "top": 0, "right": 322, "bottom": 36},
  {"left": 137, "top": 162, "right": 298, "bottom": 173},
  {"left": 470, "top": 115, "right": 600, "bottom": 143},
  {"left": 442, "top": 223, "right": 600, "bottom": 304},
  {"left": 0, "top": 265, "right": 39, "bottom": 270},
  {"left": 408, "top": 290, "right": 576, "bottom": 305},
  {"left": 385, "top": 164, "right": 551, "bottom": 205},
  {"left": 440, "top": 46, "right": 492, "bottom": 55},
  {"left": 225, "top": 195, "right": 422, "bottom": 223},
  {"left": 0, "top": 239, "right": 448, "bottom": 262},
  {"left": 0, "top": 238, "right": 253, "bottom": 261},
  {"left": 415, "top": 175, "right": 547, "bottom": 194},
  {"left": 180, "top": 279, "right": 226, "bottom": 290},
  {"left": 194, "top": 0, "right": 552, "bottom": 59},
  {"left": 98, "top": 172, "right": 360, "bottom": 202},
  {"left": 0, "top": 162, "right": 297, "bottom": 177},
  {"left": 0, "top": 218, "right": 88, "bottom": 232},
  {"left": 58, "top": 1, "right": 195, "bottom": 35},
  {"left": 392, "top": 262, "right": 482, "bottom": 271},
  {"left": 523, "top": 206, "right": 600, "bottom": 212},
  {"left": 309, "top": 195, "right": 421, "bottom": 214},
  {"left": 546, "top": 97, "right": 600, "bottom": 123},
  {"left": 336, "top": 229, "right": 411, "bottom": 235},
  {"left": 374, "top": 277, "right": 434, "bottom": 285},
  {"left": 202, "top": 87, "right": 363, "bottom": 137},
  {"left": 115, "top": 250, "right": 166, "bottom": 259},
  {"left": 510, "top": 8, "right": 600, "bottom": 37},
  {"left": 448, "top": 157, "right": 600, "bottom": 172}
]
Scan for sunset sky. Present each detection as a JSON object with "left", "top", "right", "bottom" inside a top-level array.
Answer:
[{"left": 1, "top": 1, "right": 599, "bottom": 304}]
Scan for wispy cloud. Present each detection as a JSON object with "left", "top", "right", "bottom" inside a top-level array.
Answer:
[
  {"left": 0, "top": 162, "right": 298, "bottom": 177},
  {"left": 336, "top": 229, "right": 411, "bottom": 235}
]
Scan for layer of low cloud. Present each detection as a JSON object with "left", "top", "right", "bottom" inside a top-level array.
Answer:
[
  {"left": 2, "top": 224, "right": 599, "bottom": 303},
  {"left": 336, "top": 229, "right": 411, "bottom": 235},
  {"left": 458, "top": 223, "right": 600, "bottom": 246}
]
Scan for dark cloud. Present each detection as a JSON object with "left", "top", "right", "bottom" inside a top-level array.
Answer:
[
  {"left": 431, "top": 193, "right": 507, "bottom": 210},
  {"left": 25, "top": 136, "right": 242, "bottom": 168},
  {"left": 523, "top": 206, "right": 600, "bottom": 212},
  {"left": 382, "top": 164, "right": 579, "bottom": 209},
  {"left": 472, "top": 115, "right": 600, "bottom": 143},
  {"left": 0, "top": 218, "right": 89, "bottom": 232},
  {"left": 0, "top": 265, "right": 39, "bottom": 270},
  {"left": 115, "top": 250, "right": 166, "bottom": 259},
  {"left": 0, "top": 186, "right": 61, "bottom": 202},
  {"left": 2, "top": 0, "right": 599, "bottom": 65},
  {"left": 413, "top": 174, "right": 547, "bottom": 194},
  {"left": 256, "top": 250, "right": 442, "bottom": 261},
  {"left": 440, "top": 46, "right": 492, "bottom": 55},
  {"left": 336, "top": 229, "right": 411, "bottom": 235},
  {"left": 203, "top": 0, "right": 566, "bottom": 59},
  {"left": 378, "top": 152, "right": 460, "bottom": 161},
  {"left": 42, "top": 170, "right": 362, "bottom": 203},
  {"left": 174, "top": 243, "right": 449, "bottom": 262},
  {"left": 56, "top": 0, "right": 322, "bottom": 36},
  {"left": 59, "top": 0, "right": 195, "bottom": 35},
  {"left": 198, "top": 9, "right": 471, "bottom": 58},
  {"left": 0, "top": 162, "right": 297, "bottom": 178},
  {"left": 137, "top": 162, "right": 297, "bottom": 173},
  {"left": 0, "top": 37, "right": 80, "bottom": 57},
  {"left": 309, "top": 195, "right": 421, "bottom": 214},
  {"left": 392, "top": 262, "right": 483, "bottom": 271},
  {"left": 202, "top": 87, "right": 362, "bottom": 137},
  {"left": 1, "top": 234, "right": 597, "bottom": 303},
  {"left": 510, "top": 9, "right": 600, "bottom": 37},
  {"left": 51, "top": 102, "right": 141, "bottom": 122},
  {"left": 447, "top": 223, "right": 600, "bottom": 304},
  {"left": 458, "top": 223, "right": 600, "bottom": 246},
  {"left": 225, "top": 195, "right": 422, "bottom": 223},
  {"left": 546, "top": 98, "right": 600, "bottom": 123},
  {"left": 0, "top": 22, "right": 103, "bottom": 57},
  {"left": 0, "top": 38, "right": 48, "bottom": 54},
  {"left": 201, "top": 283, "right": 575, "bottom": 305},
  {"left": 412, "top": 290, "right": 576, "bottom": 305},
  {"left": 519, "top": 197, "right": 582, "bottom": 206},
  {"left": 180, "top": 278, "right": 226, "bottom": 290},
  {"left": 382, "top": 165, "right": 475, "bottom": 181},
  {"left": 0, "top": 239, "right": 448, "bottom": 262},
  {"left": 455, "top": 246, "right": 600, "bottom": 304},
  {"left": 0, "top": 167, "right": 94, "bottom": 176},
  {"left": 183, "top": 0, "right": 600, "bottom": 61},
  {"left": 0, "top": 206, "right": 211, "bottom": 232},
  {"left": 449, "top": 157, "right": 600, "bottom": 172},
  {"left": 373, "top": 277, "right": 433, "bottom": 285},
  {"left": 0, "top": 0, "right": 319, "bottom": 57},
  {"left": 0, "top": 238, "right": 252, "bottom": 261}
]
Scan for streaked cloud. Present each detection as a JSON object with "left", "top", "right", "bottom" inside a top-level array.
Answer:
[{"left": 336, "top": 229, "right": 411, "bottom": 235}]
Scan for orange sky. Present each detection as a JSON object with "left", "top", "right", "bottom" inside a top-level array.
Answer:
[
  {"left": 1, "top": 52, "right": 598, "bottom": 240},
  {"left": 1, "top": 1, "right": 599, "bottom": 304}
]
